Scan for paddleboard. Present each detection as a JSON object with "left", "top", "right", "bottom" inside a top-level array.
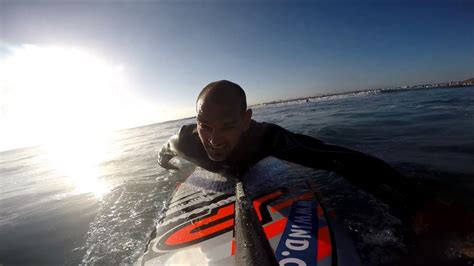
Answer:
[{"left": 136, "top": 157, "right": 361, "bottom": 265}]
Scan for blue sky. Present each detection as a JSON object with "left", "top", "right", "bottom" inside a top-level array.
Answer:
[{"left": 1, "top": 0, "right": 473, "bottom": 150}]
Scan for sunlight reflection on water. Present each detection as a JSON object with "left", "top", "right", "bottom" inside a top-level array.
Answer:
[{"left": 42, "top": 129, "right": 113, "bottom": 198}]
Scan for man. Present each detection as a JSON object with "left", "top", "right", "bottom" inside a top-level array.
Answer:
[{"left": 158, "top": 80, "right": 472, "bottom": 238}]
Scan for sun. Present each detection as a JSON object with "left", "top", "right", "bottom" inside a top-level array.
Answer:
[{"left": 1, "top": 44, "right": 128, "bottom": 197}]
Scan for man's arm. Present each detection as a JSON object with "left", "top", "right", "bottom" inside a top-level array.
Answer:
[
  {"left": 158, "top": 133, "right": 181, "bottom": 170},
  {"left": 266, "top": 124, "right": 432, "bottom": 211},
  {"left": 158, "top": 127, "right": 188, "bottom": 170},
  {"left": 263, "top": 123, "right": 474, "bottom": 240}
]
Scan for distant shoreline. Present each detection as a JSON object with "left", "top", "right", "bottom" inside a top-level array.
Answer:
[{"left": 251, "top": 82, "right": 474, "bottom": 108}]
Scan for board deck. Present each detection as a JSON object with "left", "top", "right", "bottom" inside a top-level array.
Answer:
[{"left": 137, "top": 157, "right": 360, "bottom": 265}]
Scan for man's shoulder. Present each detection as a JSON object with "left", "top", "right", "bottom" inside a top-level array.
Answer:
[
  {"left": 177, "top": 123, "right": 198, "bottom": 138},
  {"left": 246, "top": 120, "right": 290, "bottom": 147},
  {"left": 170, "top": 124, "right": 202, "bottom": 156},
  {"left": 249, "top": 120, "right": 286, "bottom": 134}
]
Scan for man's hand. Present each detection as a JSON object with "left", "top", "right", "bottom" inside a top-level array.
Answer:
[
  {"left": 158, "top": 148, "right": 179, "bottom": 170},
  {"left": 159, "top": 160, "right": 179, "bottom": 171},
  {"left": 413, "top": 200, "right": 474, "bottom": 235},
  {"left": 157, "top": 133, "right": 181, "bottom": 170},
  {"left": 412, "top": 200, "right": 474, "bottom": 260}
]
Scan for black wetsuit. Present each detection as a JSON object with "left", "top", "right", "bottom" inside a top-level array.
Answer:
[{"left": 158, "top": 120, "right": 431, "bottom": 212}]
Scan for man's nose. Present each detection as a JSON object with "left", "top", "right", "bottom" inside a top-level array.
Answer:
[{"left": 209, "top": 129, "right": 224, "bottom": 145}]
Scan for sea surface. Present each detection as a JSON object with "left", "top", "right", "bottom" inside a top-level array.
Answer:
[{"left": 1, "top": 86, "right": 473, "bottom": 265}]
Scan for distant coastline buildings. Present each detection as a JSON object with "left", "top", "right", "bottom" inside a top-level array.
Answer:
[
  {"left": 399, "top": 77, "right": 474, "bottom": 90},
  {"left": 253, "top": 77, "right": 474, "bottom": 107}
]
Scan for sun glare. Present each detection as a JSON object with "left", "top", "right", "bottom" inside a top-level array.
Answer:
[
  {"left": 1, "top": 44, "right": 129, "bottom": 197},
  {"left": 1, "top": 44, "right": 191, "bottom": 196}
]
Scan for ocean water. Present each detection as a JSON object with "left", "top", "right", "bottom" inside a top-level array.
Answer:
[{"left": 0, "top": 86, "right": 473, "bottom": 265}]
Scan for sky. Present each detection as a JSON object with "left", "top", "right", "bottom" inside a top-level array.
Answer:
[{"left": 0, "top": 0, "right": 473, "bottom": 151}]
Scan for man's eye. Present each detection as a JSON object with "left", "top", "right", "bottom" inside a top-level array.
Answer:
[{"left": 200, "top": 123, "right": 210, "bottom": 130}]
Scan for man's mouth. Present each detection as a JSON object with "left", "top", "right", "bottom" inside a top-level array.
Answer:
[{"left": 208, "top": 143, "right": 226, "bottom": 152}]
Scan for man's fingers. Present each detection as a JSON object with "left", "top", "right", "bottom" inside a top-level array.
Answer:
[
  {"left": 160, "top": 162, "right": 179, "bottom": 170},
  {"left": 458, "top": 233, "right": 474, "bottom": 258}
]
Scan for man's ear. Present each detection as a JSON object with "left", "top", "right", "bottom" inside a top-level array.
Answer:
[{"left": 243, "top": 109, "right": 252, "bottom": 131}]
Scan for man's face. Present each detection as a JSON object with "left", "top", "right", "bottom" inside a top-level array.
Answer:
[{"left": 196, "top": 99, "right": 251, "bottom": 161}]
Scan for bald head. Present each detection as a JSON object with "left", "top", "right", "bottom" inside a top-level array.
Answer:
[
  {"left": 195, "top": 80, "right": 252, "bottom": 161},
  {"left": 197, "top": 80, "right": 247, "bottom": 115}
]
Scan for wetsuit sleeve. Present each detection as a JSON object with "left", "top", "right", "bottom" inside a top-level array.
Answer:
[
  {"left": 158, "top": 124, "right": 204, "bottom": 170},
  {"left": 158, "top": 133, "right": 181, "bottom": 169},
  {"left": 267, "top": 124, "right": 432, "bottom": 211},
  {"left": 158, "top": 124, "right": 196, "bottom": 170}
]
